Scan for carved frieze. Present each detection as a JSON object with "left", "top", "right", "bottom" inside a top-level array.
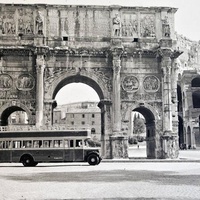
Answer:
[
  {"left": 122, "top": 14, "right": 138, "bottom": 37},
  {"left": 143, "top": 75, "right": 160, "bottom": 92},
  {"left": 140, "top": 14, "right": 155, "bottom": 37},
  {"left": 122, "top": 75, "right": 139, "bottom": 92},
  {"left": 121, "top": 91, "right": 162, "bottom": 101},
  {"left": 2, "top": 13, "right": 16, "bottom": 35},
  {"left": 18, "top": 8, "right": 34, "bottom": 35},
  {"left": 0, "top": 74, "right": 13, "bottom": 90},
  {"left": 16, "top": 74, "right": 35, "bottom": 91}
]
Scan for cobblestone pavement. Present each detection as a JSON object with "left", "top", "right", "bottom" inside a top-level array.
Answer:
[{"left": 0, "top": 162, "right": 200, "bottom": 200}]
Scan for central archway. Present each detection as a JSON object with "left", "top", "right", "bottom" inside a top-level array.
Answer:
[
  {"left": 52, "top": 75, "right": 105, "bottom": 101},
  {"left": 50, "top": 74, "right": 110, "bottom": 157}
]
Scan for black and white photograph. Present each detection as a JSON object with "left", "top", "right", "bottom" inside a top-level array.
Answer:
[{"left": 0, "top": 0, "right": 200, "bottom": 199}]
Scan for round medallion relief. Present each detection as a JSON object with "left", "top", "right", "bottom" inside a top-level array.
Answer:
[
  {"left": 0, "top": 74, "right": 13, "bottom": 90},
  {"left": 143, "top": 75, "right": 160, "bottom": 92},
  {"left": 122, "top": 76, "right": 139, "bottom": 92},
  {"left": 17, "top": 74, "right": 35, "bottom": 91}
]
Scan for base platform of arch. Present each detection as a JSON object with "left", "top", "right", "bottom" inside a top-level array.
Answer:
[{"left": 101, "top": 133, "right": 179, "bottom": 160}]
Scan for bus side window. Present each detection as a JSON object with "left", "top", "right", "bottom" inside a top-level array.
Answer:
[
  {"left": 23, "top": 141, "right": 32, "bottom": 148},
  {"left": 13, "top": 141, "right": 22, "bottom": 148},
  {"left": 54, "top": 140, "right": 63, "bottom": 148},
  {"left": 3, "top": 141, "right": 11, "bottom": 149},
  {"left": 76, "top": 140, "right": 82, "bottom": 147},
  {"left": 64, "top": 140, "right": 69, "bottom": 148},
  {"left": 0, "top": 141, "right": 3, "bottom": 149},
  {"left": 43, "top": 140, "right": 51, "bottom": 148},
  {"left": 69, "top": 140, "right": 74, "bottom": 148},
  {"left": 33, "top": 140, "right": 42, "bottom": 148}
]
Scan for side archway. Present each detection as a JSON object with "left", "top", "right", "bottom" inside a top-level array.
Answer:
[
  {"left": 131, "top": 103, "right": 158, "bottom": 159},
  {"left": 0, "top": 102, "right": 34, "bottom": 126}
]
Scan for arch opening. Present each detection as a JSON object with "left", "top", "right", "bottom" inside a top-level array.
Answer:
[
  {"left": 1, "top": 106, "right": 28, "bottom": 126},
  {"left": 129, "top": 106, "right": 156, "bottom": 159},
  {"left": 53, "top": 75, "right": 104, "bottom": 101},
  {"left": 191, "top": 76, "right": 200, "bottom": 87},
  {"left": 53, "top": 77, "right": 102, "bottom": 144},
  {"left": 192, "top": 91, "right": 200, "bottom": 108}
]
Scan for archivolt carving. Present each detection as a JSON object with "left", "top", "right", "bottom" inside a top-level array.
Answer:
[
  {"left": 0, "top": 100, "right": 34, "bottom": 122},
  {"left": 44, "top": 66, "right": 110, "bottom": 100},
  {"left": 131, "top": 102, "right": 160, "bottom": 121}
]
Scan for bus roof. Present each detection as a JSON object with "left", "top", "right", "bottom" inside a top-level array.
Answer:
[{"left": 0, "top": 130, "right": 90, "bottom": 138}]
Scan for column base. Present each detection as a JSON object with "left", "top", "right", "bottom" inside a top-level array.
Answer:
[
  {"left": 161, "top": 134, "right": 179, "bottom": 159},
  {"left": 110, "top": 135, "right": 128, "bottom": 159}
]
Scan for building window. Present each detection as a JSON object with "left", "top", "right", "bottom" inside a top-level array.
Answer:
[
  {"left": 91, "top": 128, "right": 96, "bottom": 134},
  {"left": 92, "top": 114, "right": 95, "bottom": 118},
  {"left": 82, "top": 114, "right": 85, "bottom": 118},
  {"left": 71, "top": 121, "right": 74, "bottom": 125},
  {"left": 92, "top": 121, "right": 95, "bottom": 125},
  {"left": 82, "top": 121, "right": 85, "bottom": 125}
]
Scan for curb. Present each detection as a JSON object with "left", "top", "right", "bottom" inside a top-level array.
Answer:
[{"left": 101, "top": 158, "right": 200, "bottom": 163}]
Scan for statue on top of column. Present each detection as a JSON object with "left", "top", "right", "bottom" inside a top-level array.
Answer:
[
  {"left": 35, "top": 11, "right": 43, "bottom": 35},
  {"left": 112, "top": 13, "right": 121, "bottom": 37}
]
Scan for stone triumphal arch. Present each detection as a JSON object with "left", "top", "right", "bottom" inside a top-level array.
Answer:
[{"left": 0, "top": 3, "right": 185, "bottom": 159}]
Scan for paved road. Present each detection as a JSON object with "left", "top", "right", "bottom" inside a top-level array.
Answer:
[{"left": 1, "top": 162, "right": 200, "bottom": 200}]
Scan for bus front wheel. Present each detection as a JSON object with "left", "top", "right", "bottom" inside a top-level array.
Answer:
[
  {"left": 21, "top": 155, "right": 37, "bottom": 167},
  {"left": 87, "top": 154, "right": 99, "bottom": 165}
]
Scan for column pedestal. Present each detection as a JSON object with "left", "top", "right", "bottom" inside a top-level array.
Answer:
[
  {"left": 161, "top": 134, "right": 179, "bottom": 159},
  {"left": 110, "top": 135, "right": 128, "bottom": 159}
]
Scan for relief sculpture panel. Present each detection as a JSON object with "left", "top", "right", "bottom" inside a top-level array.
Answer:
[
  {"left": 2, "top": 13, "right": 16, "bottom": 35},
  {"left": 140, "top": 14, "right": 156, "bottom": 37},
  {"left": 18, "top": 8, "right": 34, "bottom": 35},
  {"left": 121, "top": 14, "right": 138, "bottom": 37}
]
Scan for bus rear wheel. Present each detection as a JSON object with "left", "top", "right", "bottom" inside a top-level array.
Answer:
[
  {"left": 87, "top": 154, "right": 99, "bottom": 165},
  {"left": 21, "top": 155, "right": 37, "bottom": 167}
]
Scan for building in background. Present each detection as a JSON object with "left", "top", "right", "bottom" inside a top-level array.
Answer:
[{"left": 53, "top": 101, "right": 101, "bottom": 139}]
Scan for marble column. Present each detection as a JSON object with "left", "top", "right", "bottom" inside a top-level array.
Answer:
[
  {"left": 98, "top": 99, "right": 112, "bottom": 158},
  {"left": 112, "top": 52, "right": 122, "bottom": 133},
  {"left": 162, "top": 56, "right": 173, "bottom": 133},
  {"left": 36, "top": 55, "right": 45, "bottom": 128}
]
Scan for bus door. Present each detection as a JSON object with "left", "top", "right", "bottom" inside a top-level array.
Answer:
[
  {"left": 74, "top": 139, "right": 84, "bottom": 161},
  {"left": 63, "top": 139, "right": 74, "bottom": 161},
  {"left": 0, "top": 141, "right": 12, "bottom": 162}
]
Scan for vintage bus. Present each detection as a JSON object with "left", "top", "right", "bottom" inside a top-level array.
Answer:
[{"left": 0, "top": 130, "right": 102, "bottom": 166}]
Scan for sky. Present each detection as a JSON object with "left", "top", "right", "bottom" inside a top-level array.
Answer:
[{"left": 1, "top": 0, "right": 200, "bottom": 104}]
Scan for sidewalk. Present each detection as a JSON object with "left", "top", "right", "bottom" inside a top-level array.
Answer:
[{"left": 102, "top": 147, "right": 200, "bottom": 162}]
